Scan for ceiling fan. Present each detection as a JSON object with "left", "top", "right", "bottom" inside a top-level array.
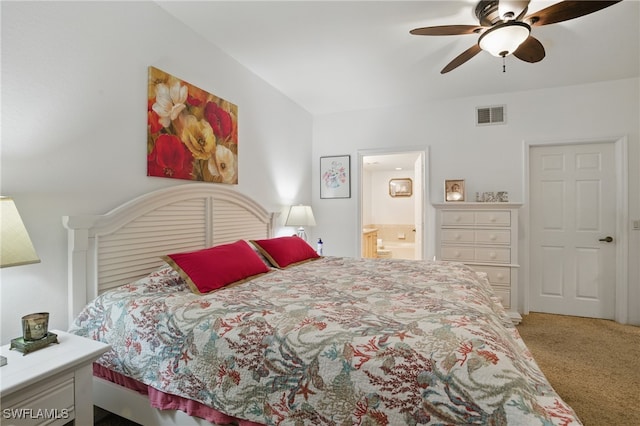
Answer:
[{"left": 410, "top": 0, "right": 621, "bottom": 74}]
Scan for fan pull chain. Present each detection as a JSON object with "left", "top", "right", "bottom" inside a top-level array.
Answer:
[{"left": 503, "top": 56, "right": 506, "bottom": 73}]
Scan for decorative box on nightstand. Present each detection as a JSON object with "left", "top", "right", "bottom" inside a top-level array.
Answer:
[{"left": 0, "top": 330, "right": 110, "bottom": 426}]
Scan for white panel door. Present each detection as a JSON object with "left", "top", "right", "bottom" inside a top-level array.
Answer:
[
  {"left": 529, "top": 143, "right": 616, "bottom": 319},
  {"left": 413, "top": 155, "right": 423, "bottom": 260}
]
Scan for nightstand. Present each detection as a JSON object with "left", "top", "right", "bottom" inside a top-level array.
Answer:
[{"left": 0, "top": 330, "right": 110, "bottom": 426}]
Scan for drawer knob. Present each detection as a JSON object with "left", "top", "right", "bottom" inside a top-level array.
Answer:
[
  {"left": 489, "top": 252, "right": 497, "bottom": 259},
  {"left": 497, "top": 273, "right": 504, "bottom": 279},
  {"left": 489, "top": 234, "right": 497, "bottom": 241},
  {"left": 489, "top": 216, "right": 496, "bottom": 222},
  {"left": 454, "top": 233, "right": 461, "bottom": 240},
  {"left": 454, "top": 251, "right": 461, "bottom": 258}
]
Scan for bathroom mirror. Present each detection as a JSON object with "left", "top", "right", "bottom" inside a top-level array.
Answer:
[{"left": 389, "top": 178, "right": 412, "bottom": 197}]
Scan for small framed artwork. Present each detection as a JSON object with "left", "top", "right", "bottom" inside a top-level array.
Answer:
[
  {"left": 445, "top": 179, "right": 465, "bottom": 202},
  {"left": 389, "top": 178, "right": 412, "bottom": 197},
  {"left": 320, "top": 155, "right": 350, "bottom": 199}
]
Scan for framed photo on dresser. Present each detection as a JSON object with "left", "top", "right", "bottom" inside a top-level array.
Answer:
[{"left": 445, "top": 179, "right": 465, "bottom": 202}]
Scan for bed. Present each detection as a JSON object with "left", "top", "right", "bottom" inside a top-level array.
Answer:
[{"left": 64, "top": 183, "right": 582, "bottom": 425}]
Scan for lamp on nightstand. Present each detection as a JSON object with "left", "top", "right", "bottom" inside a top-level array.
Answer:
[
  {"left": 1, "top": 197, "right": 41, "bottom": 366},
  {"left": 285, "top": 205, "right": 316, "bottom": 242}
]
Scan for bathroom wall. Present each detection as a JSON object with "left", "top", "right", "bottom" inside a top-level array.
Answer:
[
  {"left": 371, "top": 224, "right": 415, "bottom": 244},
  {"left": 362, "top": 169, "right": 418, "bottom": 259},
  {"left": 368, "top": 170, "right": 415, "bottom": 225}
]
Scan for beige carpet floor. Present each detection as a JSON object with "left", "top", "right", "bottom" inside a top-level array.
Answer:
[{"left": 516, "top": 312, "right": 640, "bottom": 426}]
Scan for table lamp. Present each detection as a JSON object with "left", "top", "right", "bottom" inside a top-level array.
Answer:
[{"left": 285, "top": 205, "right": 316, "bottom": 241}]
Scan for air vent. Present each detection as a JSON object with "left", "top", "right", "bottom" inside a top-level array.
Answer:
[{"left": 476, "top": 105, "right": 506, "bottom": 126}]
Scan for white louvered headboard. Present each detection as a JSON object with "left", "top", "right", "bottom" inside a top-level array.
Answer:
[{"left": 63, "top": 183, "right": 275, "bottom": 325}]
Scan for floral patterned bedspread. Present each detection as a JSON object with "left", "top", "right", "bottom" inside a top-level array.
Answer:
[{"left": 70, "top": 256, "right": 581, "bottom": 425}]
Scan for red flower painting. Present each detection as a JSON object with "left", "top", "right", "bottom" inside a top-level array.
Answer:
[{"left": 147, "top": 67, "right": 238, "bottom": 184}]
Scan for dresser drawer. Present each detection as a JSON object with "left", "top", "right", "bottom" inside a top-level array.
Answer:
[
  {"left": 475, "top": 211, "right": 510, "bottom": 226},
  {"left": 475, "top": 247, "right": 511, "bottom": 263},
  {"left": 442, "top": 229, "right": 510, "bottom": 245},
  {"left": 441, "top": 229, "right": 475, "bottom": 243},
  {"left": 441, "top": 246, "right": 511, "bottom": 263},
  {"left": 468, "top": 265, "right": 511, "bottom": 308},
  {"left": 441, "top": 211, "right": 474, "bottom": 226},
  {"left": 441, "top": 210, "right": 511, "bottom": 227},
  {"left": 475, "top": 229, "right": 510, "bottom": 244},
  {"left": 441, "top": 246, "right": 475, "bottom": 262},
  {"left": 471, "top": 265, "right": 511, "bottom": 284},
  {"left": 491, "top": 287, "right": 511, "bottom": 309}
]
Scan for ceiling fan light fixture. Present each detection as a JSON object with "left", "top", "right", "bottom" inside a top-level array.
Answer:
[{"left": 478, "top": 21, "right": 530, "bottom": 57}]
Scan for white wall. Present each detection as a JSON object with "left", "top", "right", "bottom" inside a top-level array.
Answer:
[
  {"left": 312, "top": 78, "right": 640, "bottom": 324},
  {"left": 367, "top": 170, "right": 415, "bottom": 225},
  {"left": 362, "top": 169, "right": 373, "bottom": 225},
  {"left": 0, "top": 1, "right": 312, "bottom": 343}
]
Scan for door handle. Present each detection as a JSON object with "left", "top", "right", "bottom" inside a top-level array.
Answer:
[{"left": 598, "top": 236, "right": 613, "bottom": 243}]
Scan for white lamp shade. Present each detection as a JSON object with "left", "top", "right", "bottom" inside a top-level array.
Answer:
[
  {"left": 479, "top": 22, "right": 530, "bottom": 57},
  {"left": 1, "top": 197, "right": 40, "bottom": 268},
  {"left": 285, "top": 205, "right": 316, "bottom": 227}
]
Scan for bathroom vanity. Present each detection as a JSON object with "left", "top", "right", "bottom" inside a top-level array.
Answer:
[{"left": 362, "top": 228, "right": 378, "bottom": 258}]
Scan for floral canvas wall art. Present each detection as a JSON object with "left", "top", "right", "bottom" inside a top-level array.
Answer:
[{"left": 147, "top": 67, "right": 238, "bottom": 184}]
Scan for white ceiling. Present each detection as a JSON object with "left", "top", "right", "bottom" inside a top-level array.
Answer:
[
  {"left": 157, "top": 1, "right": 639, "bottom": 115},
  {"left": 363, "top": 152, "right": 422, "bottom": 171}
]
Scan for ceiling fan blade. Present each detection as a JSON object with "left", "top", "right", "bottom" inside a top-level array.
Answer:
[
  {"left": 441, "top": 44, "right": 482, "bottom": 74},
  {"left": 410, "top": 25, "right": 484, "bottom": 36},
  {"left": 513, "top": 35, "right": 545, "bottom": 63},
  {"left": 525, "top": 1, "right": 621, "bottom": 26}
]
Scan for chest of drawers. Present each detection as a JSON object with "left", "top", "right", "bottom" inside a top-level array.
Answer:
[{"left": 434, "top": 203, "right": 522, "bottom": 324}]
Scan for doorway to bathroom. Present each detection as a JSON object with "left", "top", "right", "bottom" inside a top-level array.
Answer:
[{"left": 358, "top": 148, "right": 428, "bottom": 261}]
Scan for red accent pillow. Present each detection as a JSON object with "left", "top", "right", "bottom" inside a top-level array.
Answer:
[
  {"left": 250, "top": 236, "right": 320, "bottom": 268},
  {"left": 162, "top": 240, "right": 270, "bottom": 295}
]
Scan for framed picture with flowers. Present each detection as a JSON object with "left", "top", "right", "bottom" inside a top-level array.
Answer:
[
  {"left": 320, "top": 155, "right": 350, "bottom": 199},
  {"left": 147, "top": 66, "right": 238, "bottom": 184}
]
